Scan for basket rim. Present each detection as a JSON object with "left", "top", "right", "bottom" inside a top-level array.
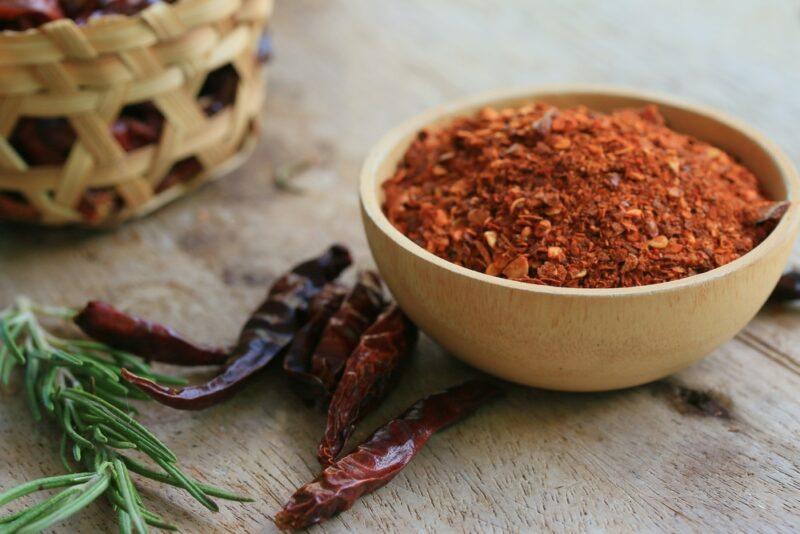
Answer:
[{"left": 0, "top": 0, "right": 247, "bottom": 37}]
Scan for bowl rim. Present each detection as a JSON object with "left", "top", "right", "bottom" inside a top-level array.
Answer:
[{"left": 360, "top": 84, "right": 800, "bottom": 297}]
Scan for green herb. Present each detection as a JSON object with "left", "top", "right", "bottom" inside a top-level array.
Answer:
[{"left": 0, "top": 298, "right": 251, "bottom": 533}]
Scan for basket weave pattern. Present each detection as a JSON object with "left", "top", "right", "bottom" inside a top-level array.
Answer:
[{"left": 0, "top": 0, "right": 272, "bottom": 225}]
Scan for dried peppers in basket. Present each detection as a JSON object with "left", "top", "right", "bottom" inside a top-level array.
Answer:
[
  {"left": 0, "top": 0, "right": 271, "bottom": 223},
  {"left": 0, "top": 1, "right": 177, "bottom": 30}
]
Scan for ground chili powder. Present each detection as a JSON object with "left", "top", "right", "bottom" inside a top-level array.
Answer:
[{"left": 383, "top": 104, "right": 783, "bottom": 288}]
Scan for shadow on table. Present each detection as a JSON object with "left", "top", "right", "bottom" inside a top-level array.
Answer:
[{"left": 0, "top": 221, "right": 109, "bottom": 254}]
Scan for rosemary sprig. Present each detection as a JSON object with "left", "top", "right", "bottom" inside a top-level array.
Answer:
[{"left": 0, "top": 298, "right": 250, "bottom": 533}]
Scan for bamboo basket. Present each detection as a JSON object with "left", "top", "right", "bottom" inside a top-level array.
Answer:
[{"left": 0, "top": 0, "right": 273, "bottom": 226}]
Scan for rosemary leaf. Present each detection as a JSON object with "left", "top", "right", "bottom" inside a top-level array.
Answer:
[
  {"left": 112, "top": 460, "right": 146, "bottom": 534},
  {"left": 0, "top": 298, "right": 250, "bottom": 531},
  {"left": 154, "top": 459, "right": 219, "bottom": 512},
  {"left": 121, "top": 456, "right": 253, "bottom": 502},
  {"left": 0, "top": 472, "right": 95, "bottom": 507},
  {"left": 23, "top": 357, "right": 41, "bottom": 421},
  {"left": 17, "top": 469, "right": 112, "bottom": 534},
  {"left": 38, "top": 365, "right": 60, "bottom": 412},
  {"left": 50, "top": 348, "right": 84, "bottom": 367},
  {"left": 119, "top": 508, "right": 133, "bottom": 534},
  {"left": 108, "top": 490, "right": 177, "bottom": 531},
  {"left": 0, "top": 354, "right": 16, "bottom": 386},
  {"left": 0, "top": 319, "right": 25, "bottom": 364},
  {"left": 59, "top": 433, "right": 72, "bottom": 473},
  {"left": 61, "top": 404, "right": 93, "bottom": 449},
  {"left": 60, "top": 390, "right": 177, "bottom": 463},
  {"left": 0, "top": 485, "right": 85, "bottom": 531}
]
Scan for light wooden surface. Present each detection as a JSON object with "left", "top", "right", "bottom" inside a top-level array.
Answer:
[{"left": 2, "top": 1, "right": 799, "bottom": 532}]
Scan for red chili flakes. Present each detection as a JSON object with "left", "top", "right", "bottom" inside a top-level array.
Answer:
[{"left": 383, "top": 104, "right": 783, "bottom": 288}]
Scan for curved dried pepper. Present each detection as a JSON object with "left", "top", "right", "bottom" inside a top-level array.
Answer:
[
  {"left": 282, "top": 284, "right": 346, "bottom": 403},
  {"left": 317, "top": 305, "right": 417, "bottom": 466},
  {"left": 769, "top": 271, "right": 800, "bottom": 302},
  {"left": 275, "top": 380, "right": 502, "bottom": 530},
  {"left": 310, "top": 271, "right": 385, "bottom": 393},
  {"left": 121, "top": 245, "right": 352, "bottom": 410},
  {"left": 74, "top": 300, "right": 228, "bottom": 367}
]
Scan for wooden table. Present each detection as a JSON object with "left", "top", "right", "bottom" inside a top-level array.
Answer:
[{"left": 2, "top": 1, "right": 799, "bottom": 531}]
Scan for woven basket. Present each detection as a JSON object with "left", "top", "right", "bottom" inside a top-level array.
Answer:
[{"left": 0, "top": 0, "right": 272, "bottom": 226}]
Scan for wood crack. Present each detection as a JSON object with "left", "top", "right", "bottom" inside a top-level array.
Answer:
[{"left": 736, "top": 330, "right": 800, "bottom": 377}]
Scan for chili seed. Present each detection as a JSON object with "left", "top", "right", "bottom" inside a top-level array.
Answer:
[
  {"left": 484, "top": 231, "right": 498, "bottom": 248},
  {"left": 648, "top": 235, "right": 669, "bottom": 249},
  {"left": 502, "top": 256, "right": 529, "bottom": 279}
]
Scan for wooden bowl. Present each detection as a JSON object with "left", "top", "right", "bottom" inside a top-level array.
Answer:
[{"left": 360, "top": 86, "right": 800, "bottom": 391}]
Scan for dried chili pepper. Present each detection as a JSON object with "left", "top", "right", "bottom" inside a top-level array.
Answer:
[
  {"left": 310, "top": 271, "right": 386, "bottom": 393},
  {"left": 317, "top": 305, "right": 417, "bottom": 466},
  {"left": 121, "top": 245, "right": 352, "bottom": 410},
  {"left": 74, "top": 300, "right": 229, "bottom": 366},
  {"left": 769, "top": 271, "right": 800, "bottom": 302},
  {"left": 282, "top": 284, "right": 347, "bottom": 403},
  {"left": 274, "top": 380, "right": 502, "bottom": 530},
  {"left": 383, "top": 104, "right": 779, "bottom": 288}
]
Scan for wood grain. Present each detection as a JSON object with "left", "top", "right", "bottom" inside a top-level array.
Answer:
[{"left": 2, "top": 0, "right": 799, "bottom": 532}]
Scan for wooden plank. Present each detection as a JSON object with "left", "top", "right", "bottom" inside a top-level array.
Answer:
[{"left": 2, "top": 0, "right": 800, "bottom": 531}]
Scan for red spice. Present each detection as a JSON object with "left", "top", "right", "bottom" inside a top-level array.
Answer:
[{"left": 383, "top": 103, "right": 783, "bottom": 288}]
